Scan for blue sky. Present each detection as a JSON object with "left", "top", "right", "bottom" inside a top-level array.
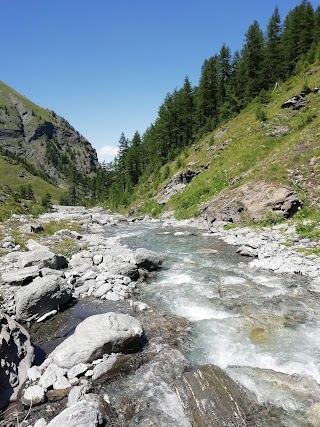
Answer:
[{"left": 1, "top": 0, "right": 317, "bottom": 162}]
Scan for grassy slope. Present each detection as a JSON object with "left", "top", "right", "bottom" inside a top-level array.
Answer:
[
  {"left": 131, "top": 65, "right": 320, "bottom": 219},
  {"left": 0, "top": 156, "right": 64, "bottom": 201},
  {"left": 0, "top": 80, "right": 57, "bottom": 125}
]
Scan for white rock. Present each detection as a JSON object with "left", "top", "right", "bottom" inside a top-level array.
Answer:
[
  {"left": 53, "top": 376, "right": 71, "bottom": 390},
  {"left": 38, "top": 364, "right": 65, "bottom": 390},
  {"left": 27, "top": 366, "right": 42, "bottom": 382},
  {"left": 93, "top": 282, "right": 113, "bottom": 298},
  {"left": 104, "top": 291, "right": 120, "bottom": 301},
  {"left": 51, "top": 313, "right": 143, "bottom": 369},
  {"left": 67, "top": 363, "right": 89, "bottom": 380},
  {"left": 22, "top": 385, "right": 45, "bottom": 405},
  {"left": 34, "top": 418, "right": 48, "bottom": 427},
  {"left": 46, "top": 401, "right": 103, "bottom": 427},
  {"left": 37, "top": 310, "right": 57, "bottom": 323},
  {"left": 93, "top": 255, "right": 103, "bottom": 266}
]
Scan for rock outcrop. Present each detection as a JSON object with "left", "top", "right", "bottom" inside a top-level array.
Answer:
[
  {"left": 0, "top": 311, "right": 34, "bottom": 410},
  {"left": 281, "top": 90, "right": 310, "bottom": 110},
  {"left": 50, "top": 313, "right": 143, "bottom": 369},
  {"left": 175, "top": 365, "right": 281, "bottom": 426},
  {"left": 0, "top": 81, "right": 98, "bottom": 185},
  {"left": 201, "top": 180, "right": 302, "bottom": 224},
  {"left": 156, "top": 169, "right": 200, "bottom": 205}
]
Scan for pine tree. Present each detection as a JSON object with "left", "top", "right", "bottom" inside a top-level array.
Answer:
[
  {"left": 282, "top": 1, "right": 315, "bottom": 76},
  {"left": 196, "top": 56, "right": 219, "bottom": 134},
  {"left": 265, "top": 6, "right": 284, "bottom": 83},
  {"left": 241, "top": 20, "right": 266, "bottom": 101}
]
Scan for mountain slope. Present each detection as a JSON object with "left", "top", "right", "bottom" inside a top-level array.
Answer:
[
  {"left": 130, "top": 65, "right": 320, "bottom": 221},
  {"left": 0, "top": 81, "right": 98, "bottom": 186}
]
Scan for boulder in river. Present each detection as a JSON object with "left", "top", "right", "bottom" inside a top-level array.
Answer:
[
  {"left": 134, "top": 247, "right": 163, "bottom": 271},
  {"left": 0, "top": 311, "right": 34, "bottom": 410},
  {"left": 50, "top": 312, "right": 143, "bottom": 369},
  {"left": 175, "top": 364, "right": 282, "bottom": 426}
]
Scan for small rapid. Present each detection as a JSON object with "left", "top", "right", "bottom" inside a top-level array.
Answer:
[{"left": 104, "top": 221, "right": 320, "bottom": 425}]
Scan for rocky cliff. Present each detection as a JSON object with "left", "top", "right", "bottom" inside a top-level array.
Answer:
[{"left": 0, "top": 81, "right": 99, "bottom": 186}]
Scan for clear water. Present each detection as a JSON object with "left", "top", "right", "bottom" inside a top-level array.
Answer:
[{"left": 104, "top": 221, "right": 320, "bottom": 424}]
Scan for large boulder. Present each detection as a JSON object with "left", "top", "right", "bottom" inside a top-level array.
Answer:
[
  {"left": 134, "top": 248, "right": 163, "bottom": 271},
  {"left": 46, "top": 400, "right": 104, "bottom": 427},
  {"left": 50, "top": 312, "right": 143, "bottom": 369},
  {"left": 15, "top": 275, "right": 72, "bottom": 322},
  {"left": 201, "top": 180, "right": 302, "bottom": 224},
  {"left": 0, "top": 265, "right": 41, "bottom": 286},
  {"left": 0, "top": 311, "right": 34, "bottom": 410},
  {"left": 18, "top": 249, "right": 67, "bottom": 270},
  {"left": 175, "top": 365, "right": 281, "bottom": 426}
]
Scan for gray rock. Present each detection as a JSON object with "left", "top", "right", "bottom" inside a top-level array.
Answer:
[
  {"left": 281, "top": 92, "right": 309, "bottom": 110},
  {"left": 46, "top": 400, "right": 103, "bottom": 427},
  {"left": 67, "top": 363, "right": 89, "bottom": 380},
  {"left": 53, "top": 376, "right": 71, "bottom": 390},
  {"left": 104, "top": 291, "right": 120, "bottom": 301},
  {"left": 0, "top": 265, "right": 40, "bottom": 286},
  {"left": 22, "top": 384, "right": 45, "bottom": 405},
  {"left": 201, "top": 180, "right": 302, "bottom": 224},
  {"left": 15, "top": 275, "right": 72, "bottom": 322},
  {"left": 92, "top": 354, "right": 120, "bottom": 381},
  {"left": 0, "top": 311, "right": 34, "bottom": 410},
  {"left": 50, "top": 313, "right": 143, "bottom": 369},
  {"left": 237, "top": 246, "right": 258, "bottom": 257},
  {"left": 18, "top": 249, "right": 67, "bottom": 270},
  {"left": 38, "top": 363, "right": 65, "bottom": 390},
  {"left": 175, "top": 364, "right": 280, "bottom": 427},
  {"left": 108, "top": 262, "right": 139, "bottom": 280},
  {"left": 134, "top": 248, "right": 163, "bottom": 271},
  {"left": 93, "top": 282, "right": 113, "bottom": 297},
  {"left": 156, "top": 169, "right": 200, "bottom": 205},
  {"left": 67, "top": 384, "right": 92, "bottom": 407}
]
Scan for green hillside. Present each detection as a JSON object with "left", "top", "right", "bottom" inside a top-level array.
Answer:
[{"left": 129, "top": 65, "right": 320, "bottom": 220}]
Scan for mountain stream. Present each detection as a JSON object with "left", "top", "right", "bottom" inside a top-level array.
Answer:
[{"left": 105, "top": 221, "right": 320, "bottom": 426}]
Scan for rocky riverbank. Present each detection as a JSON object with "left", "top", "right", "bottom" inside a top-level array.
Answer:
[{"left": 1, "top": 206, "right": 318, "bottom": 426}]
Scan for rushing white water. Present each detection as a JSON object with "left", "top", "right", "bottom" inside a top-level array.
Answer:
[{"left": 106, "top": 221, "right": 320, "bottom": 425}]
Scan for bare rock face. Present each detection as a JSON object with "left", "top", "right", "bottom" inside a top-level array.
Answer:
[
  {"left": 0, "top": 311, "right": 34, "bottom": 410},
  {"left": 201, "top": 180, "right": 302, "bottom": 224},
  {"left": 175, "top": 365, "right": 282, "bottom": 427},
  {"left": 156, "top": 169, "right": 200, "bottom": 205},
  {"left": 281, "top": 91, "right": 310, "bottom": 110},
  {"left": 0, "top": 83, "right": 99, "bottom": 186},
  {"left": 50, "top": 313, "right": 143, "bottom": 369}
]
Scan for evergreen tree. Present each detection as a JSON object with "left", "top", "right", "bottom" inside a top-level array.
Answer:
[
  {"left": 265, "top": 6, "right": 284, "bottom": 83},
  {"left": 241, "top": 20, "right": 266, "bottom": 101},
  {"left": 282, "top": 1, "right": 315, "bottom": 76},
  {"left": 196, "top": 56, "right": 219, "bottom": 133}
]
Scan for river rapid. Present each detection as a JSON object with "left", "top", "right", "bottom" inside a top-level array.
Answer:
[{"left": 105, "top": 220, "right": 320, "bottom": 427}]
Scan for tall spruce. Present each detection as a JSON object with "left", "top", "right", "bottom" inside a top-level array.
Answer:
[
  {"left": 265, "top": 6, "right": 283, "bottom": 83},
  {"left": 241, "top": 20, "right": 266, "bottom": 102}
]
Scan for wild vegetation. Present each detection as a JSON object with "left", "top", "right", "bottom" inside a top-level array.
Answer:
[{"left": 89, "top": 1, "right": 320, "bottom": 220}]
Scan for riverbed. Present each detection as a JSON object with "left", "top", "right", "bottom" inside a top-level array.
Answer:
[{"left": 103, "top": 220, "right": 320, "bottom": 427}]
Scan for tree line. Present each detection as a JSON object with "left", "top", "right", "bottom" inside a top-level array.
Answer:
[{"left": 91, "top": 1, "right": 320, "bottom": 209}]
